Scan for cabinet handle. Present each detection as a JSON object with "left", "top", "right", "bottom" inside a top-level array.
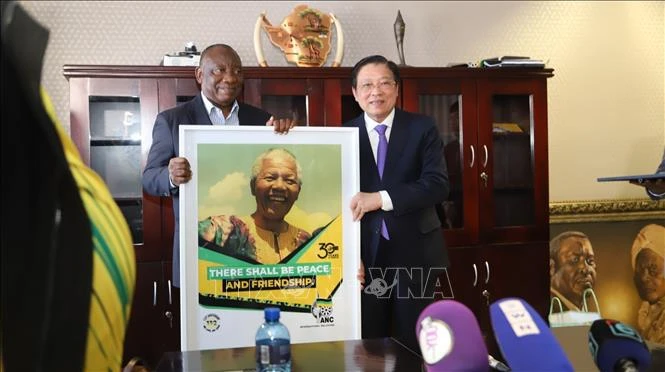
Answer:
[
  {"left": 472, "top": 263, "right": 478, "bottom": 287},
  {"left": 153, "top": 281, "right": 157, "bottom": 307},
  {"left": 469, "top": 145, "right": 475, "bottom": 168},
  {"left": 168, "top": 280, "right": 172, "bottom": 305},
  {"left": 482, "top": 145, "right": 488, "bottom": 168},
  {"left": 484, "top": 261, "right": 490, "bottom": 284}
]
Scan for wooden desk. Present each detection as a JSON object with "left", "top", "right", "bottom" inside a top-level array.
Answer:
[
  {"left": 156, "top": 328, "right": 665, "bottom": 371},
  {"left": 156, "top": 338, "right": 423, "bottom": 371}
]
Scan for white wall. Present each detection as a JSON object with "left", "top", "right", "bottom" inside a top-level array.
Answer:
[{"left": 19, "top": 1, "right": 665, "bottom": 202}]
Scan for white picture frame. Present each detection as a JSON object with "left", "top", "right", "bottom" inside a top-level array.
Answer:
[{"left": 179, "top": 126, "right": 361, "bottom": 351}]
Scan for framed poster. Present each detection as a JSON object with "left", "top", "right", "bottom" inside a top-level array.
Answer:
[{"left": 179, "top": 126, "right": 361, "bottom": 351}]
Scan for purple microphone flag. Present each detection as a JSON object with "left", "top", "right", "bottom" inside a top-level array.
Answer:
[{"left": 416, "top": 300, "right": 488, "bottom": 372}]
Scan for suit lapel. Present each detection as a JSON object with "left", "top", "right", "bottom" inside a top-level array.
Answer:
[
  {"left": 237, "top": 103, "right": 248, "bottom": 124},
  {"left": 354, "top": 115, "right": 381, "bottom": 187},
  {"left": 191, "top": 94, "right": 213, "bottom": 125},
  {"left": 384, "top": 109, "right": 408, "bottom": 182}
]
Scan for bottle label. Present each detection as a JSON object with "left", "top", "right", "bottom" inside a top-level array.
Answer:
[
  {"left": 256, "top": 338, "right": 291, "bottom": 366},
  {"left": 259, "top": 344, "right": 270, "bottom": 365}
]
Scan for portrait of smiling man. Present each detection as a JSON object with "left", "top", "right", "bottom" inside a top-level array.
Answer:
[{"left": 198, "top": 148, "right": 311, "bottom": 264}]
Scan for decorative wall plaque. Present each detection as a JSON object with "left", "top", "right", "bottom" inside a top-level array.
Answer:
[{"left": 254, "top": 5, "right": 344, "bottom": 67}]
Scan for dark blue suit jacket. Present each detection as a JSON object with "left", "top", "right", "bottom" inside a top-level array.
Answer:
[
  {"left": 142, "top": 94, "right": 271, "bottom": 286},
  {"left": 344, "top": 108, "right": 450, "bottom": 270}
]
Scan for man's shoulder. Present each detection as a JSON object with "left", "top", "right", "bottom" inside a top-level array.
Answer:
[
  {"left": 342, "top": 114, "right": 363, "bottom": 128},
  {"left": 393, "top": 109, "right": 437, "bottom": 136},
  {"left": 238, "top": 102, "right": 271, "bottom": 125}
]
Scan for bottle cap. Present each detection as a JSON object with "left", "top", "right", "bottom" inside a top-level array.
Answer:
[{"left": 264, "top": 307, "right": 280, "bottom": 321}]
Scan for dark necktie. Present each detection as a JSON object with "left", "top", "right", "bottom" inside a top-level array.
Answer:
[{"left": 375, "top": 124, "right": 389, "bottom": 240}]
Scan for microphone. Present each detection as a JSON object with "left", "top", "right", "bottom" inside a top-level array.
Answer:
[
  {"left": 489, "top": 297, "right": 573, "bottom": 372},
  {"left": 489, "top": 354, "right": 511, "bottom": 372},
  {"left": 588, "top": 318, "right": 651, "bottom": 372},
  {"left": 415, "top": 299, "right": 489, "bottom": 371}
]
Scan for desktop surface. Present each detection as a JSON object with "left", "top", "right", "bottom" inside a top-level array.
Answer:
[
  {"left": 156, "top": 327, "right": 665, "bottom": 371},
  {"left": 156, "top": 337, "right": 422, "bottom": 372}
]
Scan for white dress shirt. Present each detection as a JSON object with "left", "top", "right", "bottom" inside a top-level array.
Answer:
[
  {"left": 201, "top": 92, "right": 240, "bottom": 126},
  {"left": 364, "top": 109, "right": 395, "bottom": 211}
]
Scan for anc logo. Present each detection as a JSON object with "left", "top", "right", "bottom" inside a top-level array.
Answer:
[
  {"left": 203, "top": 313, "right": 221, "bottom": 332},
  {"left": 311, "top": 297, "right": 334, "bottom": 324}
]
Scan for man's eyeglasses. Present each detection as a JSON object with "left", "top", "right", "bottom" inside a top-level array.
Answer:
[{"left": 357, "top": 80, "right": 397, "bottom": 93}]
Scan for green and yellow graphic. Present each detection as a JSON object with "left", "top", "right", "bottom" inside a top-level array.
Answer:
[
  {"left": 195, "top": 143, "right": 343, "bottom": 312},
  {"left": 198, "top": 216, "right": 343, "bottom": 311}
]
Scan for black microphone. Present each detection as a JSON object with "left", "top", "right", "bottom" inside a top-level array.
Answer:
[{"left": 588, "top": 319, "right": 651, "bottom": 372}]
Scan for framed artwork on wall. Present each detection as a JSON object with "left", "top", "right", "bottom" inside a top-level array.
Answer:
[{"left": 549, "top": 199, "right": 665, "bottom": 344}]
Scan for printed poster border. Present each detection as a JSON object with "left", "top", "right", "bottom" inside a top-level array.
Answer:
[{"left": 178, "top": 126, "right": 361, "bottom": 351}]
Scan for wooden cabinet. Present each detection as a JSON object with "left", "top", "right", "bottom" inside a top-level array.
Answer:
[
  {"left": 65, "top": 65, "right": 553, "bottom": 366},
  {"left": 65, "top": 67, "right": 191, "bottom": 368},
  {"left": 242, "top": 68, "right": 363, "bottom": 126},
  {"left": 122, "top": 262, "right": 179, "bottom": 366},
  {"left": 401, "top": 69, "right": 551, "bottom": 244},
  {"left": 401, "top": 68, "right": 553, "bottom": 346}
]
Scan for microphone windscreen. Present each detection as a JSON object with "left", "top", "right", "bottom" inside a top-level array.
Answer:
[
  {"left": 490, "top": 297, "right": 573, "bottom": 372},
  {"left": 588, "top": 319, "right": 651, "bottom": 372},
  {"left": 415, "top": 300, "right": 488, "bottom": 372}
]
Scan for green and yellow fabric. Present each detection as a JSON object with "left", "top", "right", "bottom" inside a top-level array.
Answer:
[
  {"left": 1, "top": 2, "right": 135, "bottom": 371},
  {"left": 44, "top": 90, "right": 136, "bottom": 371}
]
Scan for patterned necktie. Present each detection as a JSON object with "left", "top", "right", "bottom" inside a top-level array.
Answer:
[{"left": 375, "top": 124, "right": 390, "bottom": 240}]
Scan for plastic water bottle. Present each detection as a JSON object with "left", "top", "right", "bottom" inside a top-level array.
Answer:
[{"left": 255, "top": 307, "right": 291, "bottom": 372}]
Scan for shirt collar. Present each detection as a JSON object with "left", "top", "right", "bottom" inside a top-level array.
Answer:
[
  {"left": 364, "top": 108, "right": 395, "bottom": 132},
  {"left": 201, "top": 92, "right": 239, "bottom": 118}
]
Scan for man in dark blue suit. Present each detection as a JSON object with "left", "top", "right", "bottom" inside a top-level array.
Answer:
[
  {"left": 345, "top": 55, "right": 449, "bottom": 353},
  {"left": 142, "top": 44, "right": 293, "bottom": 288}
]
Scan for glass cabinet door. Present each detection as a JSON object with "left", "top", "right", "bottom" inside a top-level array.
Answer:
[
  {"left": 490, "top": 94, "right": 534, "bottom": 227},
  {"left": 69, "top": 78, "right": 161, "bottom": 261},
  {"left": 322, "top": 78, "right": 362, "bottom": 126},
  {"left": 89, "top": 96, "right": 143, "bottom": 242},
  {"left": 402, "top": 78, "right": 479, "bottom": 247},
  {"left": 244, "top": 78, "right": 321, "bottom": 126},
  {"left": 157, "top": 77, "right": 200, "bottom": 110},
  {"left": 242, "top": 68, "right": 360, "bottom": 127},
  {"left": 477, "top": 78, "right": 549, "bottom": 243}
]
